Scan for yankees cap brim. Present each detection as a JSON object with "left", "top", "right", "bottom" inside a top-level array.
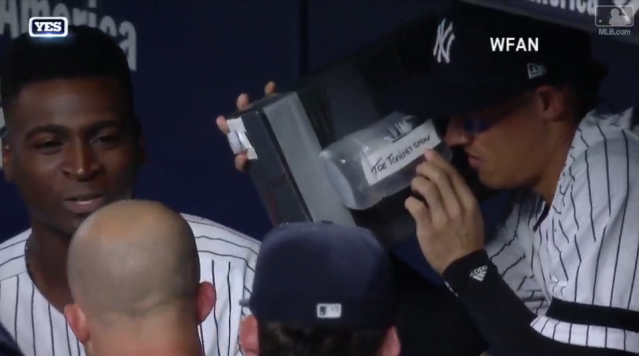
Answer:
[
  {"left": 426, "top": 78, "right": 525, "bottom": 117},
  {"left": 395, "top": 70, "right": 529, "bottom": 118}
]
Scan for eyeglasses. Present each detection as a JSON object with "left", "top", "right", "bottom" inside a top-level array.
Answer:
[
  {"left": 462, "top": 116, "right": 493, "bottom": 134},
  {"left": 458, "top": 94, "right": 531, "bottom": 135}
]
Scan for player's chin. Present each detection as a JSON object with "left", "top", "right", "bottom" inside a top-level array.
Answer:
[
  {"left": 476, "top": 171, "right": 509, "bottom": 191},
  {"left": 61, "top": 213, "right": 94, "bottom": 238},
  {"left": 58, "top": 197, "right": 118, "bottom": 236},
  {"left": 39, "top": 216, "right": 84, "bottom": 241},
  {"left": 467, "top": 173, "right": 500, "bottom": 200}
]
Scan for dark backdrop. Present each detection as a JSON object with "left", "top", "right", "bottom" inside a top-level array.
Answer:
[{"left": 1, "top": 0, "right": 638, "bottom": 243}]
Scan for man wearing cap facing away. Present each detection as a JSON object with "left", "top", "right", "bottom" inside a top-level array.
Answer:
[
  {"left": 404, "top": 2, "right": 639, "bottom": 356},
  {"left": 64, "top": 200, "right": 216, "bottom": 356},
  {"left": 238, "top": 222, "right": 400, "bottom": 356}
]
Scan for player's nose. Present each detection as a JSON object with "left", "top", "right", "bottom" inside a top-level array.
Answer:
[
  {"left": 61, "top": 142, "right": 103, "bottom": 182},
  {"left": 444, "top": 116, "right": 472, "bottom": 147}
]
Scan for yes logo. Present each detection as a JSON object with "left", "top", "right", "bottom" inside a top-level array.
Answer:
[{"left": 29, "top": 17, "right": 69, "bottom": 38}]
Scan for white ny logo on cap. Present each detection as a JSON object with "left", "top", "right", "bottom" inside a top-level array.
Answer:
[
  {"left": 527, "top": 63, "right": 546, "bottom": 79},
  {"left": 316, "top": 303, "right": 342, "bottom": 319},
  {"left": 433, "top": 19, "right": 455, "bottom": 64}
]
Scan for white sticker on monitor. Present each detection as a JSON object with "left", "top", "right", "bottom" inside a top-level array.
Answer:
[{"left": 361, "top": 119, "right": 440, "bottom": 185}]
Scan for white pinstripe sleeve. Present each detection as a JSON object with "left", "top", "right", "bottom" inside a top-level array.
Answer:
[
  {"left": 532, "top": 131, "right": 639, "bottom": 353},
  {"left": 240, "top": 245, "right": 257, "bottom": 320},
  {"left": 182, "top": 215, "right": 260, "bottom": 356},
  {"left": 485, "top": 194, "right": 548, "bottom": 314}
]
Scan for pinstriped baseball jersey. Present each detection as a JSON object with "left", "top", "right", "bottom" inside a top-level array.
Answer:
[
  {"left": 488, "top": 111, "right": 639, "bottom": 353},
  {"left": 0, "top": 213, "right": 259, "bottom": 356},
  {"left": 485, "top": 199, "right": 549, "bottom": 315}
]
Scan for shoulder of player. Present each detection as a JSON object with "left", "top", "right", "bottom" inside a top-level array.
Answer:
[
  {"left": 181, "top": 213, "right": 260, "bottom": 259},
  {"left": 567, "top": 131, "right": 639, "bottom": 186},
  {"left": 569, "top": 130, "right": 639, "bottom": 175},
  {"left": 571, "top": 133, "right": 639, "bottom": 166},
  {"left": 0, "top": 230, "right": 29, "bottom": 280}
]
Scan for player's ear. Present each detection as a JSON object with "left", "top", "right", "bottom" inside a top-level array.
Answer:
[
  {"left": 533, "top": 85, "right": 565, "bottom": 122},
  {"left": 63, "top": 304, "right": 90, "bottom": 344},
  {"left": 379, "top": 326, "right": 401, "bottom": 356},
  {"left": 2, "top": 135, "right": 14, "bottom": 182},
  {"left": 239, "top": 315, "right": 259, "bottom": 356},
  {"left": 196, "top": 281, "right": 216, "bottom": 323}
]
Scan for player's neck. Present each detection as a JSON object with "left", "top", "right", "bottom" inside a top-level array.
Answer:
[
  {"left": 26, "top": 219, "right": 73, "bottom": 311},
  {"left": 92, "top": 341, "right": 202, "bottom": 356},
  {"left": 532, "top": 124, "right": 576, "bottom": 205},
  {"left": 92, "top": 323, "right": 203, "bottom": 356}
]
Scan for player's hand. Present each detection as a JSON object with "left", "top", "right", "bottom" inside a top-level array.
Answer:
[
  {"left": 216, "top": 81, "right": 277, "bottom": 171},
  {"left": 405, "top": 149, "right": 485, "bottom": 274}
]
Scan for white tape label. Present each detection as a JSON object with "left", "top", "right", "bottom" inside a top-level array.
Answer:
[
  {"left": 361, "top": 120, "right": 440, "bottom": 185},
  {"left": 226, "top": 116, "right": 258, "bottom": 160}
]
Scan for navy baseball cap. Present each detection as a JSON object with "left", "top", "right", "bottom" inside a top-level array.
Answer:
[
  {"left": 241, "top": 222, "right": 395, "bottom": 329},
  {"left": 416, "top": 1, "right": 607, "bottom": 117}
]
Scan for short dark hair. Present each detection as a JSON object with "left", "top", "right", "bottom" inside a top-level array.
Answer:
[
  {"left": 568, "top": 73, "right": 605, "bottom": 120},
  {"left": 0, "top": 25, "right": 134, "bottom": 119},
  {"left": 257, "top": 322, "right": 388, "bottom": 356},
  {"left": 545, "top": 60, "right": 607, "bottom": 120}
]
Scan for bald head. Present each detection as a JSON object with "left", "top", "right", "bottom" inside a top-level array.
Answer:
[{"left": 67, "top": 200, "right": 200, "bottom": 322}]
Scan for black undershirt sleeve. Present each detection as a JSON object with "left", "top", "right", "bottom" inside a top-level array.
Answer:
[
  {"left": 389, "top": 253, "right": 487, "bottom": 356},
  {"left": 442, "top": 250, "right": 635, "bottom": 356}
]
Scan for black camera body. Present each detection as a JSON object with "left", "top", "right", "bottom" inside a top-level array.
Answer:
[{"left": 229, "top": 14, "right": 444, "bottom": 247}]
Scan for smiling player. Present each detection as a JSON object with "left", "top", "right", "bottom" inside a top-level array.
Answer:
[{"left": 0, "top": 26, "right": 258, "bottom": 356}]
